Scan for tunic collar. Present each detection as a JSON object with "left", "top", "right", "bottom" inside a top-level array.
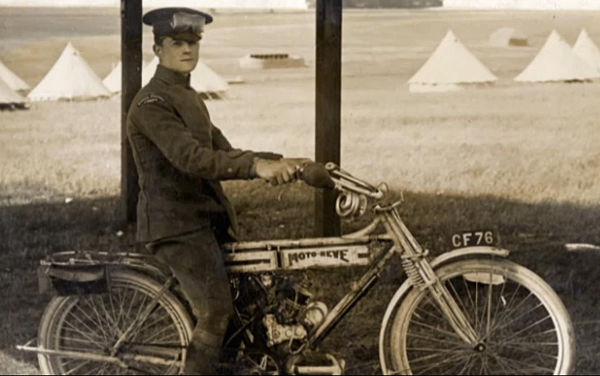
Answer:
[{"left": 154, "top": 64, "right": 191, "bottom": 87}]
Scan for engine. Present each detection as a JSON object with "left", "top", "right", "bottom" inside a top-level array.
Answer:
[{"left": 233, "top": 273, "right": 328, "bottom": 352}]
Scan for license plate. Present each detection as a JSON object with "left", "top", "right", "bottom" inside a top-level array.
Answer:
[{"left": 451, "top": 230, "right": 498, "bottom": 249}]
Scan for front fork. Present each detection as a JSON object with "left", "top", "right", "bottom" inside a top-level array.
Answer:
[
  {"left": 380, "top": 206, "right": 479, "bottom": 346},
  {"left": 411, "top": 256, "right": 480, "bottom": 345}
]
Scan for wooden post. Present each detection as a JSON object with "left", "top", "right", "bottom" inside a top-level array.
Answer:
[
  {"left": 120, "top": 0, "right": 142, "bottom": 223},
  {"left": 315, "top": 0, "right": 342, "bottom": 236}
]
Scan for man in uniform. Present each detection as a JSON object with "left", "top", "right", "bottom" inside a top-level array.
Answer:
[{"left": 127, "top": 7, "right": 306, "bottom": 374}]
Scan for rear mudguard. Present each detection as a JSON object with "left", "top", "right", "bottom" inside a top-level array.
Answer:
[{"left": 378, "top": 246, "right": 510, "bottom": 375}]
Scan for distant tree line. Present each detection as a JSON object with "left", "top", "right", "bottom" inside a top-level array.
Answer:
[{"left": 306, "top": 0, "right": 443, "bottom": 8}]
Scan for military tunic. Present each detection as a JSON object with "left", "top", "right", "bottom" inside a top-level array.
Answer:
[
  {"left": 128, "top": 64, "right": 260, "bottom": 374},
  {"left": 127, "top": 64, "right": 257, "bottom": 243}
]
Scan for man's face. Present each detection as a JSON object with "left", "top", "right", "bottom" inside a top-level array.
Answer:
[{"left": 154, "top": 34, "right": 200, "bottom": 74}]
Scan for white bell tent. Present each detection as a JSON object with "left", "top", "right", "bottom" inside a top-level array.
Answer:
[
  {"left": 489, "top": 27, "right": 528, "bottom": 47},
  {"left": 27, "top": 42, "right": 110, "bottom": 101},
  {"left": 102, "top": 61, "right": 122, "bottom": 94},
  {"left": 572, "top": 29, "right": 600, "bottom": 74},
  {"left": 408, "top": 30, "right": 497, "bottom": 93},
  {"left": 141, "top": 56, "right": 159, "bottom": 87},
  {"left": 0, "top": 59, "right": 30, "bottom": 91},
  {"left": 190, "top": 60, "right": 229, "bottom": 98},
  {"left": 142, "top": 56, "right": 228, "bottom": 98},
  {"left": 0, "top": 76, "right": 27, "bottom": 109},
  {"left": 515, "top": 30, "right": 599, "bottom": 82}
]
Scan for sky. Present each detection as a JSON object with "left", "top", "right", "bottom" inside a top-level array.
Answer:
[
  {"left": 0, "top": 0, "right": 308, "bottom": 8},
  {"left": 0, "top": 0, "right": 598, "bottom": 10},
  {"left": 444, "top": 0, "right": 600, "bottom": 9}
]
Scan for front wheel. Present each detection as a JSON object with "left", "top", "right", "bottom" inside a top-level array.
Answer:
[{"left": 381, "top": 258, "right": 574, "bottom": 375}]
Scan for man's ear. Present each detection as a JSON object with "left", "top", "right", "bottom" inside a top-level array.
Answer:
[{"left": 153, "top": 44, "right": 162, "bottom": 56}]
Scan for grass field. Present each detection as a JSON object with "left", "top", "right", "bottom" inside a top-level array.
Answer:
[{"left": 1, "top": 7, "right": 600, "bottom": 374}]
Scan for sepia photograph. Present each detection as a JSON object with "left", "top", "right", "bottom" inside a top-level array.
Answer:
[{"left": 1, "top": 0, "right": 599, "bottom": 374}]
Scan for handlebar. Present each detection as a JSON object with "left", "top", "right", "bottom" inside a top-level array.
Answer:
[{"left": 299, "top": 162, "right": 385, "bottom": 200}]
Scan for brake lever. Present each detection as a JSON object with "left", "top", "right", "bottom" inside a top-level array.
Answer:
[{"left": 325, "top": 163, "right": 385, "bottom": 199}]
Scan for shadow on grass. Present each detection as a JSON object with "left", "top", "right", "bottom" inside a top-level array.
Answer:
[{"left": 1, "top": 182, "right": 599, "bottom": 374}]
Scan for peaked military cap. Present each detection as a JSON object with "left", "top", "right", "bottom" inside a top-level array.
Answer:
[{"left": 143, "top": 7, "right": 213, "bottom": 38}]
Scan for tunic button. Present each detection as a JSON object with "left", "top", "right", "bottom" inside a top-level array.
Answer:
[{"left": 227, "top": 168, "right": 233, "bottom": 173}]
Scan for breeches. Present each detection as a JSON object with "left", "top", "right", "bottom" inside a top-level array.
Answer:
[{"left": 153, "top": 230, "right": 233, "bottom": 375}]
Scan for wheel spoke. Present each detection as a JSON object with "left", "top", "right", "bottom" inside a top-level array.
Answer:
[
  {"left": 496, "top": 341, "right": 559, "bottom": 359},
  {"left": 61, "top": 317, "right": 106, "bottom": 349},
  {"left": 123, "top": 289, "right": 139, "bottom": 326},
  {"left": 408, "top": 318, "right": 464, "bottom": 341},
  {"left": 63, "top": 360, "right": 93, "bottom": 375},
  {"left": 407, "top": 346, "right": 470, "bottom": 353},
  {"left": 136, "top": 312, "right": 171, "bottom": 334},
  {"left": 57, "top": 335, "right": 104, "bottom": 346},
  {"left": 73, "top": 299, "right": 111, "bottom": 342},
  {"left": 418, "top": 293, "right": 473, "bottom": 342},
  {"left": 413, "top": 302, "right": 446, "bottom": 324},
  {"left": 488, "top": 277, "right": 508, "bottom": 333},
  {"left": 486, "top": 292, "right": 536, "bottom": 338},
  {"left": 93, "top": 297, "right": 114, "bottom": 337},
  {"left": 406, "top": 332, "right": 469, "bottom": 348},
  {"left": 464, "top": 355, "right": 481, "bottom": 375},
  {"left": 134, "top": 314, "right": 181, "bottom": 345},
  {"left": 489, "top": 352, "right": 555, "bottom": 374},
  {"left": 64, "top": 308, "right": 105, "bottom": 341},
  {"left": 491, "top": 299, "right": 544, "bottom": 337},
  {"left": 462, "top": 274, "right": 477, "bottom": 323},
  {"left": 96, "top": 361, "right": 110, "bottom": 375},
  {"left": 446, "top": 277, "right": 475, "bottom": 326},
  {"left": 456, "top": 353, "right": 476, "bottom": 374},
  {"left": 479, "top": 355, "right": 488, "bottom": 376},
  {"left": 485, "top": 274, "right": 494, "bottom": 336},
  {"left": 493, "top": 314, "right": 552, "bottom": 345},
  {"left": 488, "top": 352, "right": 524, "bottom": 374},
  {"left": 138, "top": 323, "right": 178, "bottom": 345},
  {"left": 112, "top": 287, "right": 128, "bottom": 330},
  {"left": 59, "top": 358, "right": 82, "bottom": 371},
  {"left": 132, "top": 291, "right": 150, "bottom": 325},
  {"left": 474, "top": 280, "right": 480, "bottom": 333},
  {"left": 411, "top": 351, "right": 474, "bottom": 374},
  {"left": 487, "top": 283, "right": 524, "bottom": 334},
  {"left": 94, "top": 294, "right": 123, "bottom": 338}
]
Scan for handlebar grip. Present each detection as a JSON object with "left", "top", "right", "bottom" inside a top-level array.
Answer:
[{"left": 300, "top": 162, "right": 335, "bottom": 189}]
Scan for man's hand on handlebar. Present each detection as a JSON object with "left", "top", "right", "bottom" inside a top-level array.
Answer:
[{"left": 253, "top": 157, "right": 311, "bottom": 186}]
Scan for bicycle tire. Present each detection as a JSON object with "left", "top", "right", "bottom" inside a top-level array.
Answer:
[
  {"left": 384, "top": 258, "right": 574, "bottom": 375},
  {"left": 37, "top": 269, "right": 193, "bottom": 375}
]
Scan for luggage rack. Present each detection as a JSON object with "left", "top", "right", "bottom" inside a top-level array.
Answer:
[{"left": 41, "top": 250, "right": 171, "bottom": 279}]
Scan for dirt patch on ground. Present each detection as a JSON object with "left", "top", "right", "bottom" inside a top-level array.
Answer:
[{"left": 0, "top": 350, "right": 39, "bottom": 375}]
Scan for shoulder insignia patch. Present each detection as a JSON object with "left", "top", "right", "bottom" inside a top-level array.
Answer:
[{"left": 137, "top": 94, "right": 166, "bottom": 107}]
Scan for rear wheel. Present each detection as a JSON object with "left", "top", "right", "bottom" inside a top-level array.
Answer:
[
  {"left": 383, "top": 259, "right": 574, "bottom": 375},
  {"left": 37, "top": 269, "right": 193, "bottom": 375}
]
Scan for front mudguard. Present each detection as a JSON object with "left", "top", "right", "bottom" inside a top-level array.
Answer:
[{"left": 378, "top": 246, "right": 510, "bottom": 375}]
